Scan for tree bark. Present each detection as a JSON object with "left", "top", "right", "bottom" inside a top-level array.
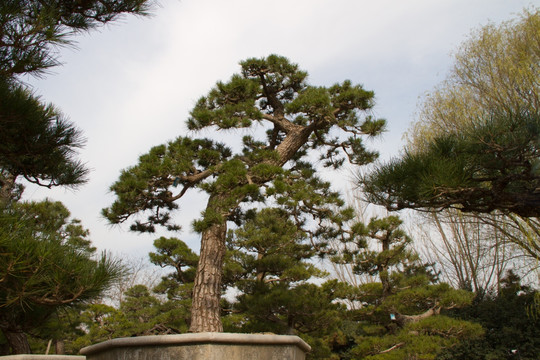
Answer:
[
  {"left": 1, "top": 328, "right": 31, "bottom": 354},
  {"left": 0, "top": 172, "right": 16, "bottom": 206},
  {"left": 188, "top": 119, "right": 318, "bottom": 332},
  {"left": 380, "top": 237, "right": 391, "bottom": 298},
  {"left": 55, "top": 339, "right": 65, "bottom": 355},
  {"left": 189, "top": 220, "right": 227, "bottom": 332},
  {"left": 396, "top": 306, "right": 441, "bottom": 326}
]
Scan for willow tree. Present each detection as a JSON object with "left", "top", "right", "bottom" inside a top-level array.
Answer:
[
  {"left": 360, "top": 10, "right": 540, "bottom": 263},
  {"left": 104, "top": 55, "right": 385, "bottom": 332}
]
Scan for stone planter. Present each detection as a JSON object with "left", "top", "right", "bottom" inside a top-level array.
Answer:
[
  {"left": 0, "top": 356, "right": 84, "bottom": 360},
  {"left": 80, "top": 333, "right": 311, "bottom": 360}
]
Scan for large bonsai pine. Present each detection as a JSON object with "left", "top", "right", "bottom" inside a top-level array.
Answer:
[{"left": 104, "top": 55, "right": 385, "bottom": 332}]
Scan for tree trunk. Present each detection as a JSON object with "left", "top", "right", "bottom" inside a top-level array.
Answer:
[
  {"left": 55, "top": 339, "right": 65, "bottom": 355},
  {"left": 188, "top": 125, "right": 316, "bottom": 333},
  {"left": 380, "top": 238, "right": 391, "bottom": 298},
  {"left": 0, "top": 172, "right": 16, "bottom": 206},
  {"left": 1, "top": 329, "right": 31, "bottom": 354},
  {"left": 189, "top": 221, "right": 227, "bottom": 332},
  {"left": 396, "top": 306, "right": 441, "bottom": 326}
]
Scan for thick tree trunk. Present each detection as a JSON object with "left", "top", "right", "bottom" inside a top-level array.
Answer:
[
  {"left": 55, "top": 339, "right": 65, "bottom": 355},
  {"left": 0, "top": 172, "right": 16, "bottom": 207},
  {"left": 189, "top": 221, "right": 227, "bottom": 332},
  {"left": 188, "top": 125, "right": 316, "bottom": 333},
  {"left": 1, "top": 329, "right": 31, "bottom": 354}
]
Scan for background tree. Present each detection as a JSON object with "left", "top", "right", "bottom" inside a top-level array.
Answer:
[
  {"left": 359, "top": 9, "right": 540, "bottom": 260},
  {"left": 0, "top": 0, "right": 155, "bottom": 205},
  {"left": 332, "top": 215, "right": 481, "bottom": 359},
  {"left": 25, "top": 304, "right": 88, "bottom": 355},
  {"left": 222, "top": 207, "right": 354, "bottom": 359},
  {"left": 417, "top": 210, "right": 537, "bottom": 294},
  {"left": 72, "top": 285, "right": 177, "bottom": 351},
  {"left": 407, "top": 8, "right": 539, "bottom": 151},
  {"left": 0, "top": 3, "right": 156, "bottom": 352},
  {"left": 149, "top": 237, "right": 198, "bottom": 299},
  {"left": 104, "top": 54, "right": 385, "bottom": 332},
  {"left": 0, "top": 200, "right": 123, "bottom": 354},
  {"left": 1, "top": 0, "right": 154, "bottom": 79},
  {"left": 149, "top": 237, "right": 198, "bottom": 331},
  {"left": 361, "top": 111, "right": 540, "bottom": 218},
  {"left": 0, "top": 78, "right": 87, "bottom": 204},
  {"left": 437, "top": 271, "right": 540, "bottom": 360},
  {"left": 62, "top": 238, "right": 198, "bottom": 353},
  {"left": 103, "top": 255, "right": 161, "bottom": 307}
]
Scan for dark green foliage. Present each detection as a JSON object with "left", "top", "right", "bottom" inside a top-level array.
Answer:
[
  {"left": 0, "top": 200, "right": 123, "bottom": 353},
  {"left": 72, "top": 285, "right": 187, "bottom": 351},
  {"left": 71, "top": 238, "right": 201, "bottom": 351},
  {"left": 105, "top": 54, "right": 385, "bottom": 234},
  {"left": 222, "top": 208, "right": 346, "bottom": 358},
  {"left": 103, "top": 137, "right": 234, "bottom": 232},
  {"left": 437, "top": 272, "right": 540, "bottom": 360},
  {"left": 0, "top": 0, "right": 153, "bottom": 78},
  {"left": 150, "top": 237, "right": 197, "bottom": 327},
  {"left": 331, "top": 215, "right": 480, "bottom": 359},
  {"left": 225, "top": 208, "right": 319, "bottom": 286},
  {"left": 0, "top": 0, "right": 155, "bottom": 203},
  {"left": 149, "top": 237, "right": 199, "bottom": 286},
  {"left": 104, "top": 55, "right": 385, "bottom": 332},
  {"left": 149, "top": 237, "right": 196, "bottom": 330},
  {"left": 361, "top": 111, "right": 540, "bottom": 217},
  {"left": 0, "top": 0, "right": 155, "bottom": 204},
  {"left": 23, "top": 304, "right": 90, "bottom": 355},
  {"left": 0, "top": 78, "right": 87, "bottom": 199}
]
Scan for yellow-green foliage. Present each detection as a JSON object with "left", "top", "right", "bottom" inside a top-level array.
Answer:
[{"left": 408, "top": 8, "right": 540, "bottom": 152}]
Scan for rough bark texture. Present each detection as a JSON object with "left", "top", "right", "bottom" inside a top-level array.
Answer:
[
  {"left": 189, "top": 128, "right": 315, "bottom": 332},
  {"left": 396, "top": 306, "right": 441, "bottom": 326},
  {"left": 2, "top": 329, "right": 32, "bottom": 354},
  {"left": 55, "top": 339, "right": 65, "bottom": 355},
  {"left": 189, "top": 220, "right": 227, "bottom": 332},
  {"left": 0, "top": 172, "right": 16, "bottom": 206},
  {"left": 380, "top": 237, "right": 391, "bottom": 298}
]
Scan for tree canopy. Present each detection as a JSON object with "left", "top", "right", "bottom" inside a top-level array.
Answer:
[
  {"left": 1, "top": 0, "right": 153, "bottom": 78},
  {"left": 0, "top": 0, "right": 156, "bottom": 353},
  {"left": 360, "top": 9, "right": 540, "bottom": 218},
  {"left": 0, "top": 78, "right": 88, "bottom": 203},
  {"left": 104, "top": 54, "right": 386, "bottom": 332},
  {"left": 361, "top": 111, "right": 540, "bottom": 217},
  {"left": 0, "top": 0, "right": 154, "bottom": 205},
  {"left": 0, "top": 200, "right": 123, "bottom": 354}
]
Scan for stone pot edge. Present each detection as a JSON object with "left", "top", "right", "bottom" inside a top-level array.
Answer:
[
  {"left": 79, "top": 333, "right": 311, "bottom": 355},
  {"left": 0, "top": 356, "right": 85, "bottom": 360}
]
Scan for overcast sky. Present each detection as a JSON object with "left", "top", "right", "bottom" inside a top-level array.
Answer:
[{"left": 23, "top": 0, "right": 535, "bottom": 259}]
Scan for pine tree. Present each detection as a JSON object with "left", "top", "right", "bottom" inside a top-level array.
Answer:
[
  {"left": 149, "top": 237, "right": 198, "bottom": 331},
  {"left": 333, "top": 216, "right": 481, "bottom": 359},
  {"left": 0, "top": 0, "right": 155, "bottom": 205},
  {"left": 104, "top": 54, "right": 385, "bottom": 332},
  {"left": 222, "top": 207, "right": 350, "bottom": 359},
  {"left": 0, "top": 78, "right": 87, "bottom": 204},
  {"left": 0, "top": 200, "right": 123, "bottom": 354},
  {"left": 1, "top": 0, "right": 153, "bottom": 79},
  {"left": 437, "top": 271, "right": 540, "bottom": 360},
  {"left": 360, "top": 9, "right": 540, "bottom": 218}
]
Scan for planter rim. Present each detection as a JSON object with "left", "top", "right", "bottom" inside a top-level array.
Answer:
[
  {"left": 79, "top": 333, "right": 311, "bottom": 355},
  {"left": 0, "top": 356, "right": 84, "bottom": 359}
]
